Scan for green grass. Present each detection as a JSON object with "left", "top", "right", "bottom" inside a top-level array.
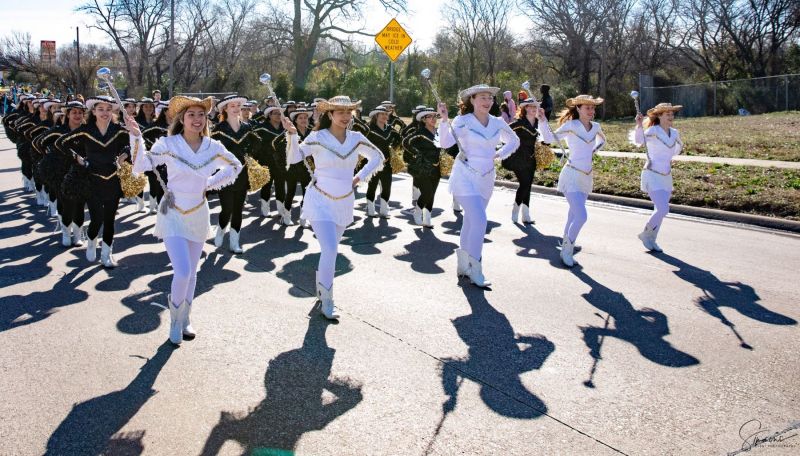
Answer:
[
  {"left": 600, "top": 111, "right": 800, "bottom": 161},
  {"left": 498, "top": 157, "right": 800, "bottom": 221}
]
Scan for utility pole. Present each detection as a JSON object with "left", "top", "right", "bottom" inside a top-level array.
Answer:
[
  {"left": 169, "top": 0, "right": 175, "bottom": 98},
  {"left": 75, "top": 27, "right": 81, "bottom": 93}
]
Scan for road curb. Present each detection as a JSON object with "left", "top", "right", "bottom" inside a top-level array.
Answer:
[{"left": 494, "top": 179, "right": 800, "bottom": 234}]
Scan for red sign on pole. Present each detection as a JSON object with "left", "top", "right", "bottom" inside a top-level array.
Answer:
[{"left": 40, "top": 40, "right": 56, "bottom": 65}]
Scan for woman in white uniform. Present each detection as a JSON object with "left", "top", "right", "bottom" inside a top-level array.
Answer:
[
  {"left": 285, "top": 96, "right": 384, "bottom": 320},
  {"left": 537, "top": 94, "right": 606, "bottom": 267},
  {"left": 436, "top": 85, "right": 520, "bottom": 287},
  {"left": 126, "top": 96, "right": 243, "bottom": 346},
  {"left": 631, "top": 103, "right": 683, "bottom": 252}
]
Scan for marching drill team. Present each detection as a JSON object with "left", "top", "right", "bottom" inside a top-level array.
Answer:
[{"left": 2, "top": 79, "right": 683, "bottom": 345}]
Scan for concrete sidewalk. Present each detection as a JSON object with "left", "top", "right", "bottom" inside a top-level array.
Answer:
[
  {"left": 0, "top": 133, "right": 798, "bottom": 455},
  {"left": 596, "top": 150, "right": 800, "bottom": 169}
]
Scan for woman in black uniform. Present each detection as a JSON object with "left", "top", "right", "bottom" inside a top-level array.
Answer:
[
  {"left": 252, "top": 105, "right": 286, "bottom": 218},
  {"left": 19, "top": 98, "right": 55, "bottom": 208},
  {"left": 210, "top": 94, "right": 261, "bottom": 253},
  {"left": 33, "top": 101, "right": 87, "bottom": 246},
  {"left": 502, "top": 98, "right": 539, "bottom": 224},
  {"left": 364, "top": 106, "right": 401, "bottom": 218},
  {"left": 273, "top": 107, "right": 312, "bottom": 226},
  {"left": 402, "top": 107, "right": 441, "bottom": 227},
  {"left": 137, "top": 97, "right": 169, "bottom": 214},
  {"left": 55, "top": 95, "right": 131, "bottom": 268}
]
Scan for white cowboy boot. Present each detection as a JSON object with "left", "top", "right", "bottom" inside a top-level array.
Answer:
[
  {"left": 638, "top": 225, "right": 661, "bottom": 252},
  {"left": 413, "top": 205, "right": 423, "bottom": 225},
  {"left": 521, "top": 204, "right": 533, "bottom": 224},
  {"left": 275, "top": 200, "right": 285, "bottom": 218},
  {"left": 452, "top": 197, "right": 462, "bottom": 212},
  {"left": 70, "top": 223, "right": 84, "bottom": 246},
  {"left": 512, "top": 203, "right": 520, "bottom": 223},
  {"left": 86, "top": 236, "right": 98, "bottom": 262},
  {"left": 182, "top": 301, "right": 196, "bottom": 340},
  {"left": 560, "top": 237, "right": 575, "bottom": 267},
  {"left": 379, "top": 198, "right": 390, "bottom": 218},
  {"left": 48, "top": 199, "right": 58, "bottom": 217},
  {"left": 422, "top": 208, "right": 433, "bottom": 227},
  {"left": 100, "top": 241, "right": 118, "bottom": 268},
  {"left": 456, "top": 248, "right": 470, "bottom": 277},
  {"left": 229, "top": 229, "right": 243, "bottom": 254},
  {"left": 281, "top": 206, "right": 296, "bottom": 226},
  {"left": 465, "top": 254, "right": 491, "bottom": 287},
  {"left": 60, "top": 222, "right": 71, "bottom": 247},
  {"left": 412, "top": 186, "right": 421, "bottom": 201},
  {"left": 260, "top": 199, "right": 270, "bottom": 217},
  {"left": 316, "top": 272, "right": 339, "bottom": 320},
  {"left": 366, "top": 200, "right": 377, "bottom": 217},
  {"left": 167, "top": 294, "right": 183, "bottom": 345},
  {"left": 214, "top": 225, "right": 226, "bottom": 248},
  {"left": 148, "top": 195, "right": 158, "bottom": 214},
  {"left": 135, "top": 196, "right": 146, "bottom": 213}
]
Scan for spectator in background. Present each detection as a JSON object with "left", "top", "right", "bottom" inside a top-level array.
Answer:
[
  {"left": 500, "top": 90, "right": 516, "bottom": 123},
  {"left": 540, "top": 84, "right": 553, "bottom": 120}
]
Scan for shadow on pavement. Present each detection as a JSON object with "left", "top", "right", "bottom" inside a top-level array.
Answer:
[
  {"left": 44, "top": 342, "right": 175, "bottom": 455},
  {"left": 439, "top": 286, "right": 554, "bottom": 421},
  {"left": 200, "top": 315, "right": 362, "bottom": 455},
  {"left": 342, "top": 214, "right": 401, "bottom": 255},
  {"left": 275, "top": 252, "right": 353, "bottom": 298},
  {"left": 394, "top": 228, "right": 458, "bottom": 274},
  {"left": 113, "top": 251, "right": 240, "bottom": 335},
  {"left": 0, "top": 260, "right": 94, "bottom": 333},
  {"left": 570, "top": 266, "right": 700, "bottom": 388},
  {"left": 653, "top": 252, "right": 797, "bottom": 349}
]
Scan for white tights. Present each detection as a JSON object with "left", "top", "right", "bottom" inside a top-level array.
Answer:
[
  {"left": 164, "top": 236, "right": 204, "bottom": 307},
  {"left": 647, "top": 190, "right": 671, "bottom": 231},
  {"left": 563, "top": 191, "right": 588, "bottom": 243},
  {"left": 455, "top": 194, "right": 490, "bottom": 260},
  {"left": 310, "top": 221, "right": 346, "bottom": 289}
]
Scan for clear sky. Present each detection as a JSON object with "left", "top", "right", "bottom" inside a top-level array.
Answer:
[{"left": 1, "top": 0, "right": 526, "bottom": 54}]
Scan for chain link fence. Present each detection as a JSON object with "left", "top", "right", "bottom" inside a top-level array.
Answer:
[{"left": 638, "top": 74, "right": 800, "bottom": 117}]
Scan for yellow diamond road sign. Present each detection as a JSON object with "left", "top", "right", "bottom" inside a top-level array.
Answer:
[{"left": 375, "top": 19, "right": 412, "bottom": 62}]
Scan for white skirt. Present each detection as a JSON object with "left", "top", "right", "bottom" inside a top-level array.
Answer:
[
  {"left": 301, "top": 184, "right": 356, "bottom": 227},
  {"left": 641, "top": 169, "right": 673, "bottom": 193},
  {"left": 557, "top": 165, "right": 593, "bottom": 194},
  {"left": 154, "top": 200, "right": 211, "bottom": 243},
  {"left": 447, "top": 159, "right": 496, "bottom": 200}
]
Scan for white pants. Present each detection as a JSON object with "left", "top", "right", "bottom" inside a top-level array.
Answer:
[
  {"left": 310, "top": 221, "right": 346, "bottom": 289},
  {"left": 455, "top": 194, "right": 490, "bottom": 260},
  {"left": 164, "top": 236, "right": 204, "bottom": 306}
]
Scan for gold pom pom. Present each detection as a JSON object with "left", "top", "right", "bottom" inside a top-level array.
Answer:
[
  {"left": 245, "top": 154, "right": 271, "bottom": 193},
  {"left": 534, "top": 143, "right": 556, "bottom": 171},
  {"left": 390, "top": 147, "right": 406, "bottom": 174},
  {"left": 117, "top": 161, "right": 148, "bottom": 198},
  {"left": 439, "top": 152, "right": 455, "bottom": 177}
]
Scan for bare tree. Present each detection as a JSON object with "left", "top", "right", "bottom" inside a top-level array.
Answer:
[{"left": 283, "top": 0, "right": 406, "bottom": 99}]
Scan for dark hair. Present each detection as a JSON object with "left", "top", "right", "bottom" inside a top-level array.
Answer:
[
  {"left": 643, "top": 115, "right": 661, "bottom": 128},
  {"left": 458, "top": 97, "right": 475, "bottom": 115},
  {"left": 557, "top": 106, "right": 580, "bottom": 126},
  {"left": 500, "top": 102, "right": 509, "bottom": 116},
  {"left": 313, "top": 112, "right": 332, "bottom": 131},
  {"left": 540, "top": 84, "right": 550, "bottom": 94},
  {"left": 135, "top": 104, "right": 155, "bottom": 125}
]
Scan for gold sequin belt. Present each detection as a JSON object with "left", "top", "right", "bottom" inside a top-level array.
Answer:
[
  {"left": 313, "top": 182, "right": 354, "bottom": 201},
  {"left": 167, "top": 196, "right": 207, "bottom": 215},
  {"left": 92, "top": 171, "right": 119, "bottom": 180},
  {"left": 644, "top": 165, "right": 671, "bottom": 176},
  {"left": 566, "top": 163, "right": 592, "bottom": 176}
]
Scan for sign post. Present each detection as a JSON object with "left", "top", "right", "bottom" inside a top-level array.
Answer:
[{"left": 375, "top": 19, "right": 412, "bottom": 103}]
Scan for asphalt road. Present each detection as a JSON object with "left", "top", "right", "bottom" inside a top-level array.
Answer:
[{"left": 0, "top": 133, "right": 798, "bottom": 455}]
